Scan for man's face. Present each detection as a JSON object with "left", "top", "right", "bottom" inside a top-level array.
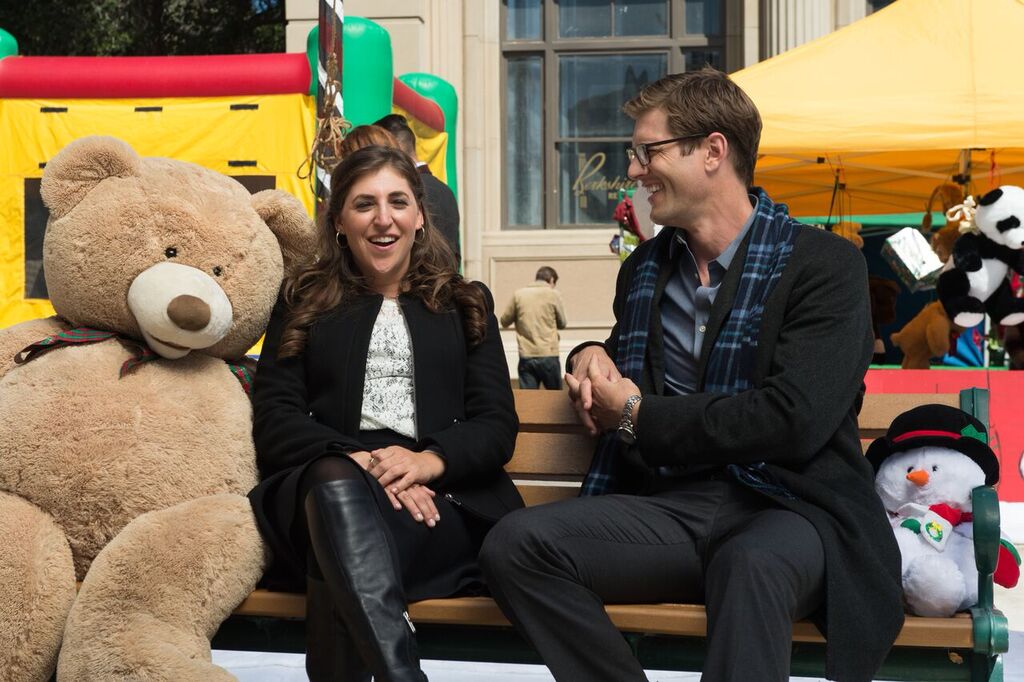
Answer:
[{"left": 627, "top": 107, "right": 705, "bottom": 227}]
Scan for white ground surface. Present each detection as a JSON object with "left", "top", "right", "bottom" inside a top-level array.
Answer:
[{"left": 213, "top": 631, "right": 1022, "bottom": 681}]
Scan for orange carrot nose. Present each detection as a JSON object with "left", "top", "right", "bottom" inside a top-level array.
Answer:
[{"left": 906, "top": 470, "right": 930, "bottom": 486}]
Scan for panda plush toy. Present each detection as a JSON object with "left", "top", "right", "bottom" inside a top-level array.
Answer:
[{"left": 937, "top": 185, "right": 1024, "bottom": 329}]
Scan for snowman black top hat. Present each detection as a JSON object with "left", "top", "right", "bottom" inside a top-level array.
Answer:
[{"left": 865, "top": 404, "right": 1000, "bottom": 485}]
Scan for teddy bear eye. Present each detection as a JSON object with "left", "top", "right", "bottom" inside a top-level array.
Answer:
[
  {"left": 165, "top": 247, "right": 177, "bottom": 258},
  {"left": 907, "top": 466, "right": 913, "bottom": 473},
  {"left": 213, "top": 266, "right": 223, "bottom": 277}
]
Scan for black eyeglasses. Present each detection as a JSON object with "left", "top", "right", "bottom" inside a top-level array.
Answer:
[{"left": 625, "top": 133, "right": 709, "bottom": 167}]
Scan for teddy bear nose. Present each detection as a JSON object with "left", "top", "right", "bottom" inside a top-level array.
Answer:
[
  {"left": 167, "top": 295, "right": 211, "bottom": 331},
  {"left": 906, "top": 469, "right": 930, "bottom": 486}
]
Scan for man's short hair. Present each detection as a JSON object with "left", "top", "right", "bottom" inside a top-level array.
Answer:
[
  {"left": 374, "top": 114, "right": 418, "bottom": 158},
  {"left": 536, "top": 266, "right": 558, "bottom": 285},
  {"left": 623, "top": 67, "right": 762, "bottom": 187}
]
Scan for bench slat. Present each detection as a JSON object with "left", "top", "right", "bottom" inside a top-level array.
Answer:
[
  {"left": 856, "top": 393, "right": 958, "bottom": 430},
  {"left": 233, "top": 591, "right": 973, "bottom": 649},
  {"left": 516, "top": 483, "right": 579, "bottom": 507},
  {"left": 508, "top": 432, "right": 594, "bottom": 475},
  {"left": 513, "top": 389, "right": 577, "bottom": 427}
]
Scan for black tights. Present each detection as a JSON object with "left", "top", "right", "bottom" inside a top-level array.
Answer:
[
  {"left": 298, "top": 455, "right": 367, "bottom": 579},
  {"left": 296, "top": 454, "right": 485, "bottom": 599}
]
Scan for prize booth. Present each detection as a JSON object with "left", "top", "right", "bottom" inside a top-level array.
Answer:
[{"left": 729, "top": 0, "right": 1024, "bottom": 502}]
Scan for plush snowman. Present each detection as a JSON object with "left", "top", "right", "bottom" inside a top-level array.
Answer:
[{"left": 868, "top": 404, "right": 1020, "bottom": 617}]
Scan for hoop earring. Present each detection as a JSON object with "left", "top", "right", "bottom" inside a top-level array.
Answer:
[
  {"left": 414, "top": 228, "right": 424, "bottom": 242},
  {"left": 336, "top": 231, "right": 347, "bottom": 247}
]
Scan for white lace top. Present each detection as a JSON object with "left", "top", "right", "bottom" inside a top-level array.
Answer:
[{"left": 360, "top": 298, "right": 417, "bottom": 439}]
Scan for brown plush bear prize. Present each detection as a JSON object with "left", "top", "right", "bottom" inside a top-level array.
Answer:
[{"left": 0, "top": 136, "right": 316, "bottom": 681}]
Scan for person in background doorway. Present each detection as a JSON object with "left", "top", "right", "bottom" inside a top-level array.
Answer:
[
  {"left": 375, "top": 113, "right": 461, "bottom": 264},
  {"left": 500, "top": 266, "right": 567, "bottom": 390}
]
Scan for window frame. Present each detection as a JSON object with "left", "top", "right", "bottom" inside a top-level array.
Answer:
[{"left": 501, "top": 0, "right": 731, "bottom": 230}]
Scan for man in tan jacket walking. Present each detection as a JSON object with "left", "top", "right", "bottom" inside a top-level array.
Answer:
[{"left": 501, "top": 266, "right": 567, "bottom": 389}]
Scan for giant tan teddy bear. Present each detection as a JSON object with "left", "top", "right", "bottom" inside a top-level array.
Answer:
[{"left": 0, "top": 136, "right": 316, "bottom": 680}]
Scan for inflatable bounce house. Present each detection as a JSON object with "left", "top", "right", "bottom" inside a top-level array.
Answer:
[{"left": 0, "top": 17, "right": 457, "bottom": 329}]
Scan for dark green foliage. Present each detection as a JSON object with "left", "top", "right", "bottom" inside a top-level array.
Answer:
[{"left": 0, "top": 0, "right": 284, "bottom": 56}]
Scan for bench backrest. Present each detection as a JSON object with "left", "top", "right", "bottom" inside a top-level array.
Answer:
[{"left": 508, "top": 389, "right": 961, "bottom": 506}]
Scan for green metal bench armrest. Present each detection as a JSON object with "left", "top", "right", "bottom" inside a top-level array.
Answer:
[
  {"left": 971, "top": 486, "right": 1000, "bottom": 609},
  {"left": 961, "top": 383, "right": 1010, "bottom": 665},
  {"left": 969, "top": 485, "right": 1009, "bottom": 657}
]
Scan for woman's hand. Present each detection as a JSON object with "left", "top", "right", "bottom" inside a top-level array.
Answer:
[
  {"left": 350, "top": 448, "right": 442, "bottom": 525},
  {"left": 349, "top": 450, "right": 375, "bottom": 470},
  {"left": 394, "top": 484, "right": 440, "bottom": 527},
  {"left": 368, "top": 446, "right": 446, "bottom": 495}
]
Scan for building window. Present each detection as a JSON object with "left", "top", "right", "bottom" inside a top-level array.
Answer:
[
  {"left": 866, "top": 0, "right": 895, "bottom": 13},
  {"left": 502, "top": 0, "right": 729, "bottom": 229}
]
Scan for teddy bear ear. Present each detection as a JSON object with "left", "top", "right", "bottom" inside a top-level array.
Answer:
[
  {"left": 251, "top": 189, "right": 319, "bottom": 280},
  {"left": 40, "top": 136, "right": 141, "bottom": 220}
]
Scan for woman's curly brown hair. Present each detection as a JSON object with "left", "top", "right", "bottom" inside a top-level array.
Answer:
[{"left": 277, "top": 145, "right": 486, "bottom": 358}]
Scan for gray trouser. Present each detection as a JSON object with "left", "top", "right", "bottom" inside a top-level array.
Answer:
[{"left": 479, "top": 479, "right": 825, "bottom": 682}]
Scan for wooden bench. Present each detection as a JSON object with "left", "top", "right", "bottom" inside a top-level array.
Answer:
[{"left": 213, "top": 387, "right": 1009, "bottom": 682}]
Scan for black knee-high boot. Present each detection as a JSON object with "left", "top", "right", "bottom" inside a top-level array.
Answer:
[
  {"left": 305, "top": 479, "right": 428, "bottom": 682},
  {"left": 305, "top": 576, "right": 371, "bottom": 682}
]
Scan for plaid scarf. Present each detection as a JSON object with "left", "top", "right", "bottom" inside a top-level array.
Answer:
[
  {"left": 15, "top": 326, "right": 253, "bottom": 394},
  {"left": 580, "top": 189, "right": 800, "bottom": 497}
]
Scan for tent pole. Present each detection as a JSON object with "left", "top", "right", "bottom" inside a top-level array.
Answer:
[{"left": 954, "top": 149, "right": 971, "bottom": 198}]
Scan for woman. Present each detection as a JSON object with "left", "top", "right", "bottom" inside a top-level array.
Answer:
[{"left": 248, "top": 145, "right": 522, "bottom": 682}]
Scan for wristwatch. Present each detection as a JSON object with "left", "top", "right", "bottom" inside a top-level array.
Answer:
[{"left": 617, "top": 394, "right": 643, "bottom": 445}]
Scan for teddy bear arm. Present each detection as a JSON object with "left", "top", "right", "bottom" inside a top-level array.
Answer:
[
  {"left": 0, "top": 491, "right": 76, "bottom": 682},
  {"left": 951, "top": 233, "right": 983, "bottom": 272},
  {"left": 58, "top": 495, "right": 268, "bottom": 681},
  {"left": 0, "top": 316, "right": 68, "bottom": 380},
  {"left": 924, "top": 317, "right": 951, "bottom": 358}
]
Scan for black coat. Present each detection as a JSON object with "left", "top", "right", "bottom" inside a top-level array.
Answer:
[
  {"left": 249, "top": 284, "right": 523, "bottom": 582},
  {"left": 573, "top": 226, "right": 904, "bottom": 682},
  {"left": 419, "top": 166, "right": 461, "bottom": 263}
]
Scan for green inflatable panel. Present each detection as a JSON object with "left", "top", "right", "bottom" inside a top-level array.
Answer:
[
  {"left": 306, "top": 18, "right": 393, "bottom": 126},
  {"left": 0, "top": 27, "right": 18, "bottom": 59},
  {"left": 399, "top": 73, "right": 459, "bottom": 198}
]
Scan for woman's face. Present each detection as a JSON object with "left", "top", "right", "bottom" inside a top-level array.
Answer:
[{"left": 336, "top": 166, "right": 424, "bottom": 297}]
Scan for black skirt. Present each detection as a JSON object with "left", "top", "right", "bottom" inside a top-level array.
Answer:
[{"left": 248, "top": 430, "right": 491, "bottom": 600}]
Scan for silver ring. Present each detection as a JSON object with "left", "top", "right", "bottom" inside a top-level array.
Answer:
[{"left": 368, "top": 456, "right": 378, "bottom": 468}]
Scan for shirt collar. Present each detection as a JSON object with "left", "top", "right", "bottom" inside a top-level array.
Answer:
[{"left": 669, "top": 194, "right": 759, "bottom": 274}]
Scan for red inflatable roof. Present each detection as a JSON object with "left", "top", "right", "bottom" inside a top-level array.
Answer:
[
  {"left": 392, "top": 78, "right": 444, "bottom": 131},
  {"left": 0, "top": 53, "right": 311, "bottom": 98}
]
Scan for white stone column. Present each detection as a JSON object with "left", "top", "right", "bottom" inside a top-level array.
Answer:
[
  {"left": 761, "top": 0, "right": 832, "bottom": 58},
  {"left": 834, "top": 0, "right": 868, "bottom": 31},
  {"left": 285, "top": 0, "right": 317, "bottom": 52}
]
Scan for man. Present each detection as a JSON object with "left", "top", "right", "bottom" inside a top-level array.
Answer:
[
  {"left": 479, "top": 68, "right": 903, "bottom": 682},
  {"left": 500, "top": 266, "right": 568, "bottom": 389},
  {"left": 374, "top": 113, "right": 461, "bottom": 263}
]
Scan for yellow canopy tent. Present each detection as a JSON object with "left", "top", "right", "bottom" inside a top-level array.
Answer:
[{"left": 732, "top": 0, "right": 1024, "bottom": 217}]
